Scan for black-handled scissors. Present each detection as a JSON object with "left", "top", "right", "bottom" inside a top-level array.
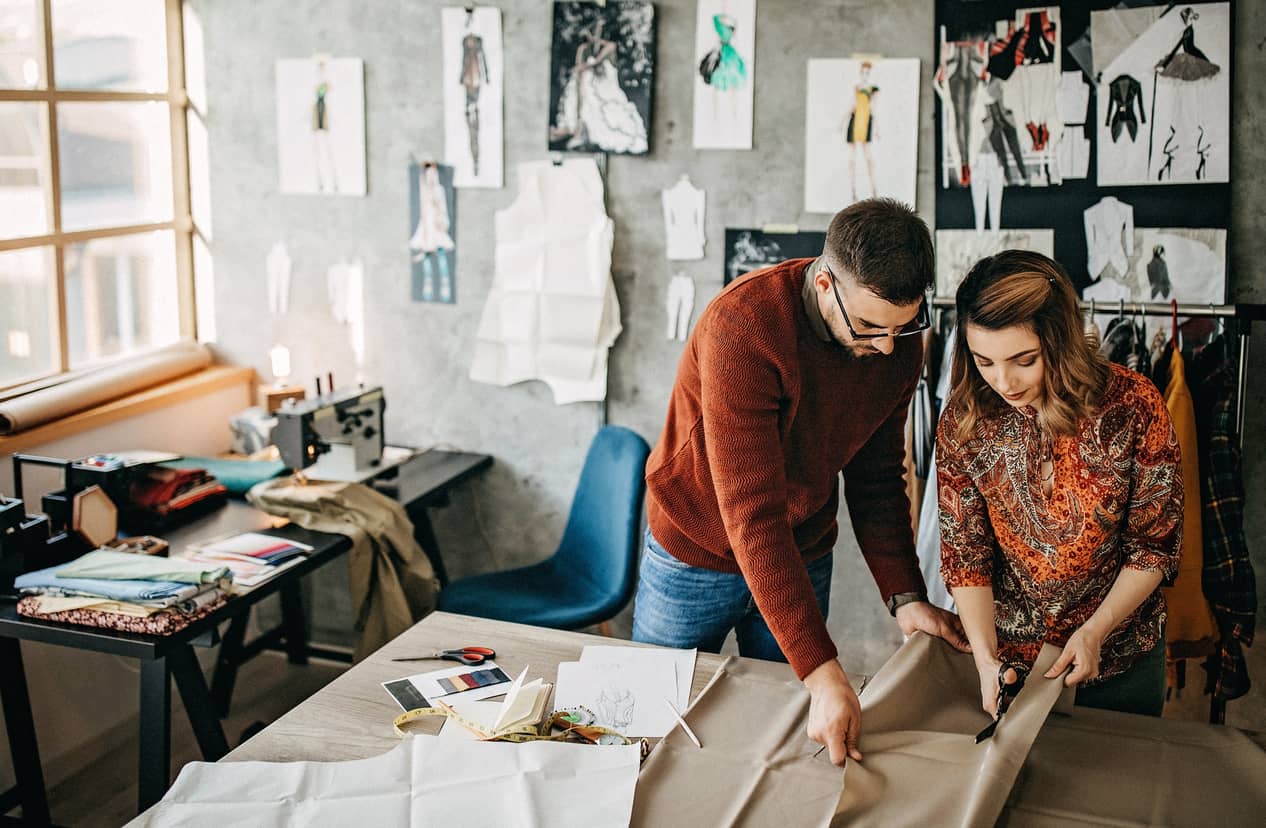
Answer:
[
  {"left": 391, "top": 646, "right": 496, "bottom": 665},
  {"left": 975, "top": 662, "right": 1027, "bottom": 743}
]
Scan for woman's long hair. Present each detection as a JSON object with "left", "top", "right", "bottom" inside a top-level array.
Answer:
[{"left": 949, "top": 250, "right": 1111, "bottom": 442}]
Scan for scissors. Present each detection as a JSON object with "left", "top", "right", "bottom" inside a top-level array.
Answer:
[
  {"left": 974, "top": 662, "right": 1027, "bottom": 743},
  {"left": 391, "top": 646, "right": 496, "bottom": 665}
]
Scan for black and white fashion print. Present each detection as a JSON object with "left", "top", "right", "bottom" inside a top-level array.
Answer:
[{"left": 722, "top": 229, "right": 824, "bottom": 285}]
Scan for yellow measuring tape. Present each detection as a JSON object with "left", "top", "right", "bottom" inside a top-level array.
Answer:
[{"left": 394, "top": 702, "right": 649, "bottom": 758}]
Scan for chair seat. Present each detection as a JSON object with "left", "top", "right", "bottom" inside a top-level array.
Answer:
[{"left": 437, "top": 559, "right": 620, "bottom": 630}]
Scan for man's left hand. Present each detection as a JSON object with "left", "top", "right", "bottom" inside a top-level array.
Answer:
[{"left": 894, "top": 602, "right": 972, "bottom": 653}]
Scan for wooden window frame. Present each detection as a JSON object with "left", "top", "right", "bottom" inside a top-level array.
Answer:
[{"left": 0, "top": 0, "right": 196, "bottom": 391}]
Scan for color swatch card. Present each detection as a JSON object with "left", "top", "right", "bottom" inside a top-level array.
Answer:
[{"left": 381, "top": 661, "right": 511, "bottom": 712}]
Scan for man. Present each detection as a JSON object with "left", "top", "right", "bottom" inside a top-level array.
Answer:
[{"left": 633, "top": 198, "right": 970, "bottom": 766}]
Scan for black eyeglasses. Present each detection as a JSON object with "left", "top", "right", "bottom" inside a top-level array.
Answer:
[{"left": 824, "top": 263, "right": 930, "bottom": 341}]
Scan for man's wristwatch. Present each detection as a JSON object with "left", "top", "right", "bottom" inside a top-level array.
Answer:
[{"left": 886, "top": 591, "right": 927, "bottom": 617}]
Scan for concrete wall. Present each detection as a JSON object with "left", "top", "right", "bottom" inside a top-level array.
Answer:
[{"left": 191, "top": 0, "right": 1264, "bottom": 694}]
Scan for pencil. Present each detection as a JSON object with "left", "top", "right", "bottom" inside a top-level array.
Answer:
[{"left": 663, "top": 698, "right": 702, "bottom": 748}]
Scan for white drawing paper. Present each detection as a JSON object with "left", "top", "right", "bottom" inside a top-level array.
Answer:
[
  {"left": 579, "top": 645, "right": 696, "bottom": 711},
  {"left": 442, "top": 6, "right": 503, "bottom": 189},
  {"left": 275, "top": 57, "right": 366, "bottom": 196},
  {"left": 554, "top": 660, "right": 678, "bottom": 738},
  {"left": 804, "top": 58, "right": 920, "bottom": 213},
  {"left": 693, "top": 0, "right": 756, "bottom": 150},
  {"left": 934, "top": 229, "right": 1055, "bottom": 297}
]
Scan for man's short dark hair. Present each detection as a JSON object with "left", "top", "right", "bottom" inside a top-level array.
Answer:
[{"left": 824, "top": 198, "right": 933, "bottom": 305}]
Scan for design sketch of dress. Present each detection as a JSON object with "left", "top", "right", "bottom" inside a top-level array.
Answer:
[
  {"left": 697, "top": 14, "right": 746, "bottom": 91},
  {"left": 935, "top": 41, "right": 986, "bottom": 187},
  {"left": 1156, "top": 10, "right": 1220, "bottom": 82},
  {"left": 981, "top": 77, "right": 1028, "bottom": 185},
  {"left": 1146, "top": 245, "right": 1171, "bottom": 299},
  {"left": 1106, "top": 75, "right": 1145, "bottom": 142},
  {"left": 844, "top": 62, "right": 878, "bottom": 201},
  {"left": 409, "top": 165, "right": 455, "bottom": 303},
  {"left": 312, "top": 80, "right": 338, "bottom": 193},
  {"left": 551, "top": 18, "right": 648, "bottom": 154},
  {"left": 460, "top": 22, "right": 489, "bottom": 176},
  {"left": 847, "top": 83, "right": 878, "bottom": 143}
]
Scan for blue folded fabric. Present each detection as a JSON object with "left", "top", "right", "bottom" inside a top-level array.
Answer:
[{"left": 14, "top": 564, "right": 208, "bottom": 604}]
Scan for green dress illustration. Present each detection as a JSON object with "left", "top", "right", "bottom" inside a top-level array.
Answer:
[{"left": 698, "top": 14, "right": 746, "bottom": 92}]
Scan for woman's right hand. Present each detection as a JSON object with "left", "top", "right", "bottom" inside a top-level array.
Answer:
[{"left": 975, "top": 657, "right": 1018, "bottom": 718}]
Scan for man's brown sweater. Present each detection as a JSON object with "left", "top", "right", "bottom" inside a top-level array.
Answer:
[{"left": 645, "top": 258, "right": 926, "bottom": 679}]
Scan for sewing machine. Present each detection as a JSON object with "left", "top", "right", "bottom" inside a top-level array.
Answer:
[{"left": 272, "top": 385, "right": 393, "bottom": 482}]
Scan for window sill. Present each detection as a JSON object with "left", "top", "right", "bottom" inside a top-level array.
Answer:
[{"left": 0, "top": 365, "right": 256, "bottom": 454}]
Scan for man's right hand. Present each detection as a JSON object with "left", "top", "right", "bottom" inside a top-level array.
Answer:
[{"left": 803, "top": 659, "right": 863, "bottom": 766}]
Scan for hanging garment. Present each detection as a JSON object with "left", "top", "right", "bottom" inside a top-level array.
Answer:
[
  {"left": 1105, "top": 74, "right": 1146, "bottom": 142},
  {"left": 1083, "top": 196, "right": 1135, "bottom": 280},
  {"left": 1099, "top": 316, "right": 1151, "bottom": 375},
  {"left": 1158, "top": 347, "right": 1219, "bottom": 663},
  {"left": 665, "top": 273, "right": 694, "bottom": 342},
  {"left": 247, "top": 478, "right": 439, "bottom": 662},
  {"left": 470, "top": 158, "right": 621, "bottom": 404},
  {"left": 969, "top": 151, "right": 1004, "bottom": 230},
  {"left": 915, "top": 327, "right": 957, "bottom": 612},
  {"left": 266, "top": 241, "right": 292, "bottom": 316},
  {"left": 661, "top": 175, "right": 706, "bottom": 260}
]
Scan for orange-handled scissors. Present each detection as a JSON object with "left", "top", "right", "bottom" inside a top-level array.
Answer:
[{"left": 391, "top": 646, "right": 496, "bottom": 665}]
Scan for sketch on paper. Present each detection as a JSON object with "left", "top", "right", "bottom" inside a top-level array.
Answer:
[
  {"left": 935, "top": 8, "right": 1063, "bottom": 190},
  {"left": 723, "top": 229, "right": 825, "bottom": 285},
  {"left": 548, "top": 1, "right": 654, "bottom": 155},
  {"left": 442, "top": 6, "right": 503, "bottom": 189},
  {"left": 1083, "top": 227, "right": 1225, "bottom": 307},
  {"left": 408, "top": 162, "right": 457, "bottom": 304},
  {"left": 1095, "top": 3, "right": 1229, "bottom": 185},
  {"left": 934, "top": 229, "right": 1055, "bottom": 297},
  {"left": 553, "top": 660, "right": 677, "bottom": 737},
  {"left": 692, "top": 0, "right": 755, "bottom": 150},
  {"left": 804, "top": 58, "right": 919, "bottom": 213},
  {"left": 275, "top": 58, "right": 366, "bottom": 196}
]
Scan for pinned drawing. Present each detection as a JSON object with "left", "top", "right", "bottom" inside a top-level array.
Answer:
[
  {"left": 548, "top": 1, "right": 655, "bottom": 155},
  {"left": 804, "top": 58, "right": 919, "bottom": 213},
  {"left": 723, "top": 228, "right": 825, "bottom": 285},
  {"left": 693, "top": 0, "right": 755, "bottom": 150},
  {"left": 934, "top": 229, "right": 1055, "bottom": 297},
  {"left": 554, "top": 660, "right": 678, "bottom": 737},
  {"left": 408, "top": 161, "right": 457, "bottom": 304},
  {"left": 275, "top": 57, "right": 366, "bottom": 195},
  {"left": 442, "top": 6, "right": 503, "bottom": 189}
]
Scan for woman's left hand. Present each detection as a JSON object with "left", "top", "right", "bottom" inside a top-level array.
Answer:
[{"left": 1044, "top": 625, "right": 1104, "bottom": 686}]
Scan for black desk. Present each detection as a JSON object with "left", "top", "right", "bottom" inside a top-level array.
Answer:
[{"left": 0, "top": 449, "right": 491, "bottom": 822}]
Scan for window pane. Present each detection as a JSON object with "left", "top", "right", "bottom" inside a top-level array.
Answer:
[
  {"left": 187, "top": 108, "right": 211, "bottom": 236},
  {"left": 0, "top": 246, "right": 57, "bottom": 386},
  {"left": 58, "top": 101, "right": 173, "bottom": 232},
  {"left": 181, "top": 2, "right": 207, "bottom": 114},
  {"left": 51, "top": 0, "right": 167, "bottom": 92},
  {"left": 0, "top": 102, "right": 52, "bottom": 240},
  {"left": 193, "top": 232, "right": 214, "bottom": 343},
  {"left": 65, "top": 230, "right": 179, "bottom": 367},
  {"left": 0, "top": 0, "right": 45, "bottom": 89}
]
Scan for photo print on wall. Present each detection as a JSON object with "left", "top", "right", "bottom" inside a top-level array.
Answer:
[
  {"left": 723, "top": 229, "right": 825, "bottom": 285},
  {"left": 442, "top": 6, "right": 504, "bottom": 189},
  {"left": 693, "top": 0, "right": 755, "bottom": 150},
  {"left": 548, "top": 1, "right": 655, "bottom": 155},
  {"left": 408, "top": 161, "right": 457, "bottom": 304},
  {"left": 275, "top": 57, "right": 366, "bottom": 196},
  {"left": 934, "top": 228, "right": 1055, "bottom": 297}
]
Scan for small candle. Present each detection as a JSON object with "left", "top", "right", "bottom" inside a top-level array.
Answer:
[{"left": 269, "top": 344, "right": 291, "bottom": 384}]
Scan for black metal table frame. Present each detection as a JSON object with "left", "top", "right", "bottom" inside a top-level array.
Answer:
[{"left": 0, "top": 449, "right": 491, "bottom": 822}]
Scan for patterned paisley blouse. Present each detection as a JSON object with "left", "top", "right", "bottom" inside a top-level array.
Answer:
[{"left": 937, "top": 364, "right": 1182, "bottom": 682}]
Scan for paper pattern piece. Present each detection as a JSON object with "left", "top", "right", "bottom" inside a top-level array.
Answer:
[
  {"left": 470, "top": 158, "right": 621, "bottom": 404},
  {"left": 135, "top": 737, "right": 641, "bottom": 828},
  {"left": 548, "top": 1, "right": 654, "bottom": 155},
  {"left": 662, "top": 175, "right": 705, "bottom": 260},
  {"left": 692, "top": 0, "right": 755, "bottom": 150},
  {"left": 275, "top": 57, "right": 366, "bottom": 196},
  {"left": 408, "top": 162, "right": 457, "bottom": 304},
  {"left": 723, "top": 228, "right": 825, "bottom": 285},
  {"left": 934, "top": 229, "right": 1054, "bottom": 297},
  {"left": 1095, "top": 3, "right": 1230, "bottom": 186},
  {"left": 666, "top": 273, "right": 695, "bottom": 342},
  {"left": 442, "top": 6, "right": 503, "bottom": 189},
  {"left": 805, "top": 58, "right": 920, "bottom": 213},
  {"left": 266, "top": 242, "right": 291, "bottom": 316}
]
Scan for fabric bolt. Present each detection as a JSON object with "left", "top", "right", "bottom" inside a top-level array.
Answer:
[
  {"left": 938, "top": 365, "right": 1182, "bottom": 683},
  {"left": 470, "top": 158, "right": 621, "bottom": 404},
  {"left": 644, "top": 258, "right": 925, "bottom": 680},
  {"left": 247, "top": 478, "right": 438, "bottom": 662},
  {"left": 661, "top": 176, "right": 706, "bottom": 260},
  {"left": 665, "top": 273, "right": 695, "bottom": 341},
  {"left": 1084, "top": 196, "right": 1134, "bottom": 280},
  {"left": 18, "top": 595, "right": 227, "bottom": 636},
  {"left": 56, "top": 549, "right": 229, "bottom": 584},
  {"left": 15, "top": 567, "right": 220, "bottom": 605}
]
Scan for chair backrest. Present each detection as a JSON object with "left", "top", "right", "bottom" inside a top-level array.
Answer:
[{"left": 553, "top": 425, "right": 651, "bottom": 621}]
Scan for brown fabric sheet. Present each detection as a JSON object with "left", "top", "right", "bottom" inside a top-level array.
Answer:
[
  {"left": 17, "top": 595, "right": 227, "bottom": 635},
  {"left": 0, "top": 341, "right": 211, "bottom": 434}
]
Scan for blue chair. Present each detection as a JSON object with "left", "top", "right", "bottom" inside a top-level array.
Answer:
[{"left": 437, "top": 425, "right": 651, "bottom": 631}]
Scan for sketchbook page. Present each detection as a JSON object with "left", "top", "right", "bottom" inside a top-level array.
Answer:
[
  {"left": 579, "top": 645, "right": 696, "bottom": 710},
  {"left": 554, "top": 661, "right": 678, "bottom": 737}
]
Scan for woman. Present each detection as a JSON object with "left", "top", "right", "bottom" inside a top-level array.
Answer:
[
  {"left": 550, "top": 17, "right": 648, "bottom": 154},
  {"left": 937, "top": 250, "right": 1182, "bottom": 718}
]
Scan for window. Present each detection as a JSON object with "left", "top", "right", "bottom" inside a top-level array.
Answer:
[{"left": 0, "top": 0, "right": 204, "bottom": 390}]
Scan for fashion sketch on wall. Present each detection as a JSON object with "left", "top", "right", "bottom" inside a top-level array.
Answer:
[
  {"left": 934, "top": 229, "right": 1054, "bottom": 297},
  {"left": 408, "top": 162, "right": 457, "bottom": 304},
  {"left": 1094, "top": 3, "right": 1229, "bottom": 186},
  {"left": 693, "top": 0, "right": 755, "bottom": 150},
  {"left": 548, "top": 1, "right": 655, "bottom": 155},
  {"left": 1083, "top": 227, "right": 1226, "bottom": 310},
  {"left": 275, "top": 57, "right": 366, "bottom": 196},
  {"left": 935, "top": 7, "right": 1063, "bottom": 191},
  {"left": 804, "top": 58, "right": 919, "bottom": 213},
  {"left": 723, "top": 229, "right": 825, "bottom": 285},
  {"left": 442, "top": 6, "right": 503, "bottom": 189}
]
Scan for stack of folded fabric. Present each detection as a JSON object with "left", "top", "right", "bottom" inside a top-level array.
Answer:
[{"left": 13, "top": 549, "right": 232, "bottom": 635}]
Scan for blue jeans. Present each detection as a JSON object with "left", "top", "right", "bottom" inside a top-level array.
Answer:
[{"left": 632, "top": 529, "right": 833, "bottom": 663}]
